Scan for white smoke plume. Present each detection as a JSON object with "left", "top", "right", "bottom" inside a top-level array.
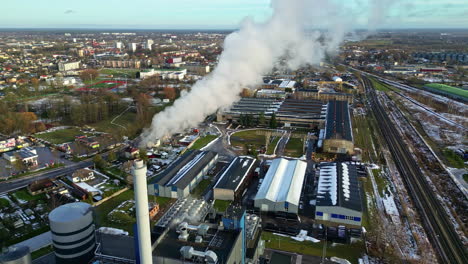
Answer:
[{"left": 140, "top": 0, "right": 389, "bottom": 146}]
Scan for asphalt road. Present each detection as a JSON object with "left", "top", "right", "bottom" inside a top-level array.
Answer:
[
  {"left": 205, "top": 124, "right": 237, "bottom": 159},
  {"left": 274, "top": 131, "right": 289, "bottom": 156},
  {"left": 0, "top": 160, "right": 93, "bottom": 195}
]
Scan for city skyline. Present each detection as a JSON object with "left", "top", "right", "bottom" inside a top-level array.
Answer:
[{"left": 1, "top": 0, "right": 467, "bottom": 30}]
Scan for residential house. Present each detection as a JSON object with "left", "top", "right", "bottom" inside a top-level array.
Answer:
[
  {"left": 27, "top": 178, "right": 60, "bottom": 195},
  {"left": 72, "top": 168, "right": 95, "bottom": 183}
]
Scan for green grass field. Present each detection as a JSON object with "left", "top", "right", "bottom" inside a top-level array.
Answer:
[
  {"left": 12, "top": 189, "right": 46, "bottom": 202},
  {"left": 0, "top": 198, "right": 10, "bottom": 207},
  {"left": 261, "top": 231, "right": 365, "bottom": 264},
  {"left": 442, "top": 149, "right": 465, "bottom": 169},
  {"left": 100, "top": 69, "right": 139, "bottom": 79},
  {"left": 213, "top": 200, "right": 232, "bottom": 213},
  {"left": 94, "top": 190, "right": 135, "bottom": 234},
  {"left": 31, "top": 246, "right": 54, "bottom": 260},
  {"left": 88, "top": 82, "right": 121, "bottom": 89},
  {"left": 352, "top": 116, "right": 375, "bottom": 162},
  {"left": 94, "top": 190, "right": 174, "bottom": 232},
  {"left": 370, "top": 78, "right": 392, "bottom": 92},
  {"left": 190, "top": 135, "right": 218, "bottom": 150},
  {"left": 92, "top": 112, "right": 138, "bottom": 135},
  {"left": 5, "top": 226, "right": 50, "bottom": 247},
  {"left": 372, "top": 169, "right": 389, "bottom": 196},
  {"left": 266, "top": 136, "right": 280, "bottom": 155},
  {"left": 191, "top": 179, "right": 212, "bottom": 198},
  {"left": 102, "top": 167, "right": 127, "bottom": 181},
  {"left": 35, "top": 127, "right": 83, "bottom": 144},
  {"left": 284, "top": 137, "right": 304, "bottom": 157},
  {"left": 360, "top": 178, "right": 374, "bottom": 230},
  {"left": 230, "top": 129, "right": 267, "bottom": 153},
  {"left": 424, "top": 83, "right": 468, "bottom": 100},
  {"left": 152, "top": 196, "right": 174, "bottom": 208},
  {"left": 99, "top": 183, "right": 124, "bottom": 197}
]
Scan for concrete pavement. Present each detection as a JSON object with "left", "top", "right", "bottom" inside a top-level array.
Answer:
[{"left": 14, "top": 231, "right": 52, "bottom": 252}]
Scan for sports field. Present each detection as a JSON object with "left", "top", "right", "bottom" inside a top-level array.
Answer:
[
  {"left": 100, "top": 68, "right": 139, "bottom": 78},
  {"left": 424, "top": 83, "right": 468, "bottom": 100}
]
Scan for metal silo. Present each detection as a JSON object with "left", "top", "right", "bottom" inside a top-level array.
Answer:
[
  {"left": 48, "top": 202, "right": 95, "bottom": 264},
  {"left": 0, "top": 246, "right": 32, "bottom": 264}
]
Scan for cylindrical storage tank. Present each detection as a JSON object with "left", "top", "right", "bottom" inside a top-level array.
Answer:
[
  {"left": 0, "top": 246, "right": 32, "bottom": 264},
  {"left": 132, "top": 159, "right": 152, "bottom": 264},
  {"left": 48, "top": 202, "right": 95, "bottom": 264}
]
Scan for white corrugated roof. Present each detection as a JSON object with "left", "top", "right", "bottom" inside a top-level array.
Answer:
[
  {"left": 317, "top": 163, "right": 338, "bottom": 205},
  {"left": 279, "top": 80, "right": 296, "bottom": 88},
  {"left": 255, "top": 158, "right": 307, "bottom": 207}
]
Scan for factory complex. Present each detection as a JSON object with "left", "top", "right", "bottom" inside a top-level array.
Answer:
[
  {"left": 219, "top": 98, "right": 354, "bottom": 154},
  {"left": 218, "top": 97, "right": 326, "bottom": 128},
  {"left": 19, "top": 148, "right": 365, "bottom": 264},
  {"left": 0, "top": 64, "right": 365, "bottom": 264},
  {"left": 0, "top": 92, "right": 362, "bottom": 264},
  {"left": 148, "top": 150, "right": 218, "bottom": 198}
]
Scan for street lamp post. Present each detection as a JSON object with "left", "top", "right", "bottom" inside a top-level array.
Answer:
[{"left": 321, "top": 228, "right": 328, "bottom": 264}]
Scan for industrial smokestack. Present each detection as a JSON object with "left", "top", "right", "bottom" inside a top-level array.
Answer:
[{"left": 132, "top": 159, "right": 152, "bottom": 264}]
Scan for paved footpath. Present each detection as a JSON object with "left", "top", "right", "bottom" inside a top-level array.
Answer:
[{"left": 14, "top": 231, "right": 52, "bottom": 252}]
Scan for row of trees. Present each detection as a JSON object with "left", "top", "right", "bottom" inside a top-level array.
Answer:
[
  {"left": 79, "top": 69, "right": 100, "bottom": 82},
  {"left": 0, "top": 109, "right": 42, "bottom": 135},
  {"left": 238, "top": 113, "right": 277, "bottom": 128},
  {"left": 43, "top": 93, "right": 126, "bottom": 126},
  {"left": 134, "top": 76, "right": 182, "bottom": 99}
]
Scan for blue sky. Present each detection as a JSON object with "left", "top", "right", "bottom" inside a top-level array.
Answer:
[{"left": 1, "top": 0, "right": 467, "bottom": 29}]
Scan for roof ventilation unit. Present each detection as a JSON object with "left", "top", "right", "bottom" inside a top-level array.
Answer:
[
  {"left": 178, "top": 227, "right": 189, "bottom": 241},
  {"left": 180, "top": 246, "right": 218, "bottom": 264}
]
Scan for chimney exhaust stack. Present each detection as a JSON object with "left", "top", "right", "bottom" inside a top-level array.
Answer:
[{"left": 132, "top": 159, "right": 152, "bottom": 264}]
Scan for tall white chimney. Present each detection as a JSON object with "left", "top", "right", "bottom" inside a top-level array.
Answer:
[{"left": 132, "top": 159, "right": 152, "bottom": 264}]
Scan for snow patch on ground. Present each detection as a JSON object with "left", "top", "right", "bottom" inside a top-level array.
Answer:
[
  {"left": 382, "top": 193, "right": 400, "bottom": 225},
  {"left": 272, "top": 230, "right": 320, "bottom": 243},
  {"left": 398, "top": 96, "right": 466, "bottom": 147}
]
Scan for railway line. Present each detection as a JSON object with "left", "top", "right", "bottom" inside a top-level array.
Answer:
[
  {"left": 378, "top": 79, "right": 465, "bottom": 130},
  {"left": 362, "top": 76, "right": 468, "bottom": 264},
  {"left": 349, "top": 66, "right": 465, "bottom": 130}
]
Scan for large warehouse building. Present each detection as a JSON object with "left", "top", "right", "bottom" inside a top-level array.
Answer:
[
  {"left": 276, "top": 99, "right": 326, "bottom": 128},
  {"left": 148, "top": 150, "right": 218, "bottom": 198},
  {"left": 217, "top": 97, "right": 281, "bottom": 122},
  {"left": 218, "top": 97, "right": 326, "bottom": 128},
  {"left": 213, "top": 156, "right": 257, "bottom": 201},
  {"left": 315, "top": 162, "right": 362, "bottom": 227},
  {"left": 254, "top": 158, "right": 307, "bottom": 214},
  {"left": 322, "top": 100, "right": 354, "bottom": 154}
]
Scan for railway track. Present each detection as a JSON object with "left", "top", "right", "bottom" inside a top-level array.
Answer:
[
  {"left": 349, "top": 66, "right": 465, "bottom": 129},
  {"left": 362, "top": 77, "right": 468, "bottom": 264}
]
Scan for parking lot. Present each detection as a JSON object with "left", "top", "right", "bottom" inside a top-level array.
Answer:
[{"left": 0, "top": 146, "right": 73, "bottom": 179}]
